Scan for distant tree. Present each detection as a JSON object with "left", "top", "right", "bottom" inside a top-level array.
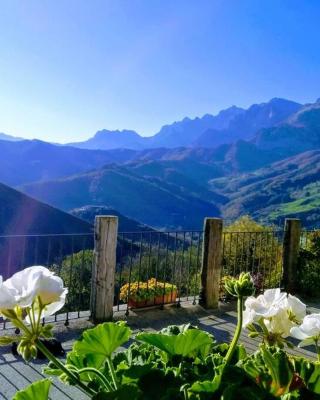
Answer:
[
  {"left": 298, "top": 231, "right": 320, "bottom": 298},
  {"left": 222, "top": 216, "right": 282, "bottom": 290},
  {"left": 51, "top": 217, "right": 283, "bottom": 312},
  {"left": 51, "top": 250, "right": 93, "bottom": 312}
]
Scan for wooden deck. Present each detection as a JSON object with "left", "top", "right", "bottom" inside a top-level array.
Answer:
[{"left": 0, "top": 302, "right": 318, "bottom": 399}]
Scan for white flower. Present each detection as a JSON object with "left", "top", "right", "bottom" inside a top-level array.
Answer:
[
  {"left": 2, "top": 266, "right": 67, "bottom": 317},
  {"left": 243, "top": 288, "right": 306, "bottom": 338},
  {"left": 0, "top": 276, "right": 17, "bottom": 313},
  {"left": 264, "top": 294, "right": 306, "bottom": 337},
  {"left": 243, "top": 288, "right": 286, "bottom": 327},
  {"left": 290, "top": 314, "right": 320, "bottom": 347}
]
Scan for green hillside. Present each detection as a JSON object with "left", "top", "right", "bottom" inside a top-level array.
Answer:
[
  {"left": 210, "top": 150, "right": 320, "bottom": 226},
  {"left": 20, "top": 164, "right": 221, "bottom": 230}
]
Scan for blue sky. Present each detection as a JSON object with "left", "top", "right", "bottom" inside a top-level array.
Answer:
[{"left": 0, "top": 0, "right": 319, "bottom": 142}]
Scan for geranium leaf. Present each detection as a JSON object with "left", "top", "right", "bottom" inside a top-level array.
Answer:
[
  {"left": 241, "top": 346, "right": 293, "bottom": 397},
  {"left": 74, "top": 322, "right": 131, "bottom": 359},
  {"left": 12, "top": 379, "right": 51, "bottom": 400},
  {"left": 189, "top": 379, "right": 220, "bottom": 393},
  {"left": 137, "top": 369, "right": 181, "bottom": 399},
  {"left": 291, "top": 357, "right": 320, "bottom": 394},
  {"left": 119, "top": 364, "right": 154, "bottom": 384},
  {"left": 222, "top": 383, "right": 274, "bottom": 400},
  {"left": 0, "top": 336, "right": 16, "bottom": 346},
  {"left": 92, "top": 384, "right": 141, "bottom": 399},
  {"left": 136, "top": 328, "right": 213, "bottom": 358},
  {"left": 260, "top": 345, "right": 293, "bottom": 395}
]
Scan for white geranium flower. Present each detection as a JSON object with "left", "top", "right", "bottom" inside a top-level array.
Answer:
[
  {"left": 243, "top": 288, "right": 286, "bottom": 327},
  {"left": 286, "top": 294, "right": 306, "bottom": 322},
  {"left": 290, "top": 314, "right": 320, "bottom": 347},
  {"left": 0, "top": 276, "right": 17, "bottom": 313},
  {"left": 3, "top": 266, "right": 67, "bottom": 316},
  {"left": 243, "top": 288, "right": 306, "bottom": 341},
  {"left": 265, "top": 294, "right": 306, "bottom": 337}
]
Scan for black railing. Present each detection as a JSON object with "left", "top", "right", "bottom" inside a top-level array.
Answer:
[
  {"left": 221, "top": 230, "right": 284, "bottom": 295},
  {"left": 115, "top": 231, "right": 204, "bottom": 315},
  {"left": 0, "top": 226, "right": 292, "bottom": 329},
  {"left": 0, "top": 233, "right": 94, "bottom": 329},
  {"left": 299, "top": 229, "right": 320, "bottom": 250}
]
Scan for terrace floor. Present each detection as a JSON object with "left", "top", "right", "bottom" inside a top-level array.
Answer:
[{"left": 0, "top": 301, "right": 318, "bottom": 400}]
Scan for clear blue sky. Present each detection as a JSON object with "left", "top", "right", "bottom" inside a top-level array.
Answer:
[{"left": 0, "top": 0, "right": 319, "bottom": 142}]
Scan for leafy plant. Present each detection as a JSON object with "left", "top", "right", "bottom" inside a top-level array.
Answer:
[
  {"left": 120, "top": 278, "right": 177, "bottom": 303},
  {"left": 298, "top": 231, "right": 320, "bottom": 297},
  {"left": 5, "top": 267, "right": 320, "bottom": 399},
  {"left": 12, "top": 379, "right": 51, "bottom": 400},
  {"left": 223, "top": 216, "right": 282, "bottom": 290}
]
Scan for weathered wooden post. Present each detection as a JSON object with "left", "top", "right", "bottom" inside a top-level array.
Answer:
[
  {"left": 282, "top": 218, "right": 301, "bottom": 294},
  {"left": 199, "top": 217, "right": 223, "bottom": 309},
  {"left": 91, "top": 215, "right": 118, "bottom": 323}
]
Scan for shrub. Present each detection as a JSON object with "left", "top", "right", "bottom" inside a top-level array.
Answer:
[
  {"left": 120, "top": 278, "right": 177, "bottom": 302},
  {"left": 223, "top": 216, "right": 282, "bottom": 289},
  {"left": 298, "top": 231, "right": 320, "bottom": 297}
]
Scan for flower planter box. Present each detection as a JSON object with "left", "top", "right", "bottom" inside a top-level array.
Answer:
[{"left": 128, "top": 290, "right": 177, "bottom": 308}]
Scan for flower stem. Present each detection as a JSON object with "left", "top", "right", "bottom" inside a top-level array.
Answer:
[
  {"left": 34, "top": 297, "right": 43, "bottom": 335},
  {"left": 35, "top": 339, "right": 96, "bottom": 397},
  {"left": 106, "top": 356, "right": 119, "bottom": 390},
  {"left": 11, "top": 318, "right": 33, "bottom": 337},
  {"left": 224, "top": 296, "right": 244, "bottom": 366},
  {"left": 78, "top": 367, "right": 113, "bottom": 392},
  {"left": 315, "top": 339, "right": 320, "bottom": 361},
  {"left": 183, "top": 387, "right": 188, "bottom": 400}
]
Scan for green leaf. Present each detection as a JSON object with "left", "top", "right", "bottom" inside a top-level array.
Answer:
[
  {"left": 260, "top": 345, "right": 293, "bottom": 396},
  {"left": 40, "top": 324, "right": 54, "bottom": 339},
  {"left": 291, "top": 357, "right": 320, "bottom": 394},
  {"left": 136, "top": 328, "right": 213, "bottom": 358},
  {"left": 0, "top": 336, "right": 16, "bottom": 346},
  {"left": 160, "top": 323, "right": 196, "bottom": 335},
  {"left": 92, "top": 384, "right": 141, "bottom": 399},
  {"left": 241, "top": 346, "right": 293, "bottom": 397},
  {"left": 74, "top": 322, "right": 131, "bottom": 359},
  {"left": 44, "top": 351, "right": 106, "bottom": 384},
  {"left": 221, "top": 383, "right": 275, "bottom": 400},
  {"left": 12, "top": 379, "right": 51, "bottom": 400},
  {"left": 119, "top": 364, "right": 154, "bottom": 384},
  {"left": 137, "top": 369, "right": 181, "bottom": 399},
  {"left": 189, "top": 379, "right": 220, "bottom": 393}
]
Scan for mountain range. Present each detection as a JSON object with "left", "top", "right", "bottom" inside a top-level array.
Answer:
[
  {"left": 0, "top": 132, "right": 24, "bottom": 142},
  {"left": 1, "top": 97, "right": 320, "bottom": 230},
  {"left": 66, "top": 97, "right": 302, "bottom": 150},
  {"left": 0, "top": 139, "right": 136, "bottom": 186}
]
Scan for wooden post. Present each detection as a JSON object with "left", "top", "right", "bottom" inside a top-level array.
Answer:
[
  {"left": 91, "top": 215, "right": 118, "bottom": 323},
  {"left": 199, "top": 218, "right": 223, "bottom": 309},
  {"left": 282, "top": 218, "right": 301, "bottom": 294}
]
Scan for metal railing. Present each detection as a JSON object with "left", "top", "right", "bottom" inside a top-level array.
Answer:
[
  {"left": 115, "top": 231, "right": 204, "bottom": 315},
  {"left": 0, "top": 233, "right": 94, "bottom": 329},
  {"left": 221, "top": 230, "right": 284, "bottom": 293},
  {"left": 0, "top": 225, "right": 292, "bottom": 328},
  {"left": 300, "top": 229, "right": 320, "bottom": 250}
]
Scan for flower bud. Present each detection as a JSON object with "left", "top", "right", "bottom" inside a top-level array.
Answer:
[
  {"left": 41, "top": 324, "right": 54, "bottom": 338},
  {"left": 224, "top": 273, "right": 255, "bottom": 298},
  {"left": 30, "top": 344, "right": 38, "bottom": 359},
  {"left": 22, "top": 344, "right": 32, "bottom": 361}
]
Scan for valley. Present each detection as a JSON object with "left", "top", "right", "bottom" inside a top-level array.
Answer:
[{"left": 1, "top": 97, "right": 320, "bottom": 230}]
